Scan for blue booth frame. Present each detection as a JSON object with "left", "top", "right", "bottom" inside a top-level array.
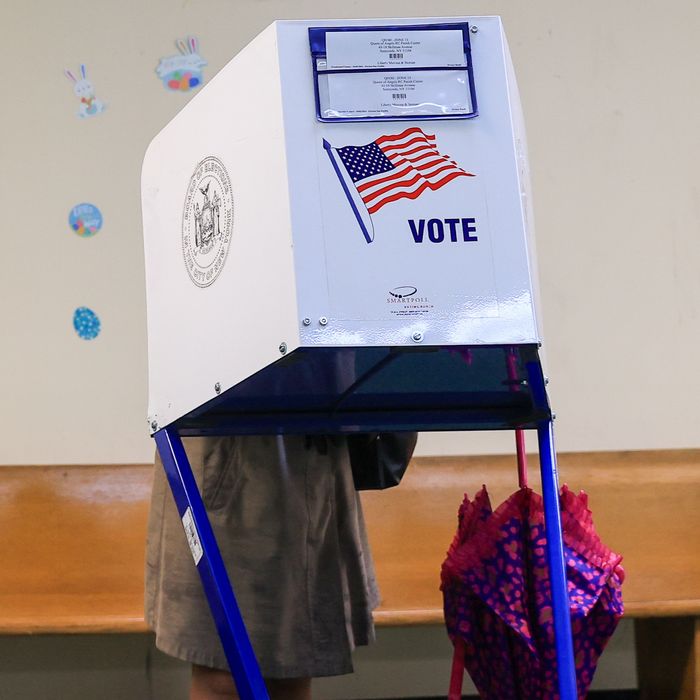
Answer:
[{"left": 153, "top": 344, "right": 578, "bottom": 700}]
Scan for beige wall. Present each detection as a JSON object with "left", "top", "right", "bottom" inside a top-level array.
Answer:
[{"left": 1, "top": 0, "right": 699, "bottom": 464}]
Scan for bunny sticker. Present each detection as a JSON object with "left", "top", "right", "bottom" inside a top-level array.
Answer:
[
  {"left": 156, "top": 36, "right": 207, "bottom": 92},
  {"left": 64, "top": 65, "right": 106, "bottom": 119}
]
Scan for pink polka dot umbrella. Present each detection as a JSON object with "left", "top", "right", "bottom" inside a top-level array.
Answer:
[{"left": 441, "top": 483, "right": 625, "bottom": 699}]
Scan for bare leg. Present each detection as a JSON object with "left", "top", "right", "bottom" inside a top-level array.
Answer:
[
  {"left": 267, "top": 678, "right": 312, "bottom": 700},
  {"left": 190, "top": 665, "right": 312, "bottom": 700}
]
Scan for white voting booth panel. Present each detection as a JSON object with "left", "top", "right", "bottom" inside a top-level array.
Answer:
[{"left": 142, "top": 17, "right": 542, "bottom": 433}]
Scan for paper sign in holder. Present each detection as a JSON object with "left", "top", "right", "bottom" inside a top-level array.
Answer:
[{"left": 309, "top": 23, "right": 478, "bottom": 122}]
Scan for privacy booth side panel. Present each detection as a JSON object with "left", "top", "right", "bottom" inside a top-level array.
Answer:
[
  {"left": 501, "top": 30, "right": 544, "bottom": 345},
  {"left": 142, "top": 25, "right": 299, "bottom": 431},
  {"left": 276, "top": 17, "right": 540, "bottom": 349}
]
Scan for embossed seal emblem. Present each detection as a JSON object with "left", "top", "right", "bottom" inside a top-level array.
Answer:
[{"left": 182, "top": 156, "right": 234, "bottom": 287}]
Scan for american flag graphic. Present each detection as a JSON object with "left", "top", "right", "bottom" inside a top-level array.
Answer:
[{"left": 332, "top": 127, "right": 474, "bottom": 216}]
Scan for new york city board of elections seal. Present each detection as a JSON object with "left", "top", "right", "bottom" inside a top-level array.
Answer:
[{"left": 182, "top": 156, "right": 234, "bottom": 287}]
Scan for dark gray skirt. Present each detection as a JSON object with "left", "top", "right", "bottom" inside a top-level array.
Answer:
[{"left": 145, "top": 435, "right": 379, "bottom": 678}]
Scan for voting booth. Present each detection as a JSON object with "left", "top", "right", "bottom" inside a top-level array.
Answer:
[{"left": 142, "top": 17, "right": 577, "bottom": 700}]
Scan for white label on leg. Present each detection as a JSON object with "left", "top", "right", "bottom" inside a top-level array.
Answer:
[{"left": 181, "top": 506, "right": 203, "bottom": 565}]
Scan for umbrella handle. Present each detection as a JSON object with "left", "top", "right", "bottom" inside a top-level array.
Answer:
[
  {"left": 505, "top": 347, "right": 529, "bottom": 488},
  {"left": 448, "top": 638, "right": 466, "bottom": 700},
  {"left": 515, "top": 428, "right": 528, "bottom": 489}
]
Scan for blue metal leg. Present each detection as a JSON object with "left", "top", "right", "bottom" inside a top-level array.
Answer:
[
  {"left": 526, "top": 359, "right": 578, "bottom": 697},
  {"left": 537, "top": 420, "right": 578, "bottom": 699},
  {"left": 154, "top": 427, "right": 269, "bottom": 700}
]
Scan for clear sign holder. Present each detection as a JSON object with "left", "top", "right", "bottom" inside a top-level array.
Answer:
[{"left": 309, "top": 23, "right": 479, "bottom": 122}]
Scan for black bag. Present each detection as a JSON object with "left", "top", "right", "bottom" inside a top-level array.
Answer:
[{"left": 347, "top": 432, "right": 417, "bottom": 491}]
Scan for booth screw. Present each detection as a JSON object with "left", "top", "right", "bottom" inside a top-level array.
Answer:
[
  {"left": 279, "top": 342, "right": 287, "bottom": 355},
  {"left": 552, "top": 412, "right": 557, "bottom": 420},
  {"left": 412, "top": 331, "right": 423, "bottom": 342},
  {"left": 319, "top": 317, "right": 328, "bottom": 326},
  {"left": 302, "top": 318, "right": 311, "bottom": 326},
  {"left": 470, "top": 25, "right": 478, "bottom": 33},
  {"left": 545, "top": 376, "right": 550, "bottom": 385},
  {"left": 150, "top": 420, "right": 158, "bottom": 432},
  {"left": 214, "top": 382, "right": 222, "bottom": 394}
]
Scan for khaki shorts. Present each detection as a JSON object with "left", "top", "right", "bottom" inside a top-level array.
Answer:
[{"left": 145, "top": 435, "right": 379, "bottom": 678}]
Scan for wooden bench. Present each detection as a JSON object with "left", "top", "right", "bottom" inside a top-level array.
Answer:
[
  {"left": 1, "top": 450, "right": 699, "bottom": 697},
  {"left": 363, "top": 451, "right": 700, "bottom": 700}
]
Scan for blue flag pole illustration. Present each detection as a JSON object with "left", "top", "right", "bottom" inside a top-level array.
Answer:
[{"left": 322, "top": 139, "right": 373, "bottom": 244}]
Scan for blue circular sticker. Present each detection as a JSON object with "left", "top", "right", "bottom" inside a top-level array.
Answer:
[
  {"left": 73, "top": 307, "right": 101, "bottom": 340},
  {"left": 69, "top": 203, "right": 103, "bottom": 238}
]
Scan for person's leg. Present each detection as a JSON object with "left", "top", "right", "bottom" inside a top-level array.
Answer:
[
  {"left": 190, "top": 665, "right": 235, "bottom": 700},
  {"left": 267, "top": 678, "right": 312, "bottom": 700},
  {"left": 190, "top": 665, "right": 312, "bottom": 700}
]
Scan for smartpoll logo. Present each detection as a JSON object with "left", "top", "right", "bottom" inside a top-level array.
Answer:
[
  {"left": 408, "top": 217, "right": 478, "bottom": 243},
  {"left": 386, "top": 285, "right": 433, "bottom": 315},
  {"left": 388, "top": 286, "right": 417, "bottom": 299}
]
